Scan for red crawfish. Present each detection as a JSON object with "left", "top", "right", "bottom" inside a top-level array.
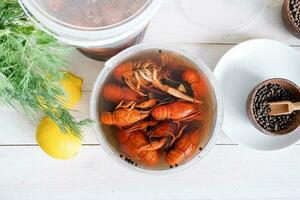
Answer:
[
  {"left": 102, "top": 84, "right": 140, "bottom": 103},
  {"left": 100, "top": 107, "right": 150, "bottom": 127},
  {"left": 182, "top": 69, "right": 207, "bottom": 100},
  {"left": 100, "top": 99, "right": 158, "bottom": 127},
  {"left": 117, "top": 129, "right": 160, "bottom": 166},
  {"left": 139, "top": 122, "right": 189, "bottom": 151},
  {"left": 151, "top": 101, "right": 204, "bottom": 121},
  {"left": 113, "top": 61, "right": 201, "bottom": 103},
  {"left": 165, "top": 127, "right": 202, "bottom": 166}
]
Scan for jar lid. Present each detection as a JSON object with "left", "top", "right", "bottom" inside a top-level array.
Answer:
[
  {"left": 30, "top": 0, "right": 150, "bottom": 29},
  {"left": 180, "top": 0, "right": 266, "bottom": 32},
  {"left": 19, "top": 0, "right": 162, "bottom": 46}
]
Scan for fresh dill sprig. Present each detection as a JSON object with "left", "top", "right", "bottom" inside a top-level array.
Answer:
[{"left": 0, "top": 0, "right": 91, "bottom": 138}]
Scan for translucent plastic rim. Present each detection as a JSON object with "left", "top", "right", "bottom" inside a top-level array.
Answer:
[
  {"left": 19, "top": 0, "right": 163, "bottom": 47},
  {"left": 24, "top": 0, "right": 152, "bottom": 31},
  {"left": 179, "top": 0, "right": 267, "bottom": 32},
  {"left": 90, "top": 43, "right": 224, "bottom": 175}
]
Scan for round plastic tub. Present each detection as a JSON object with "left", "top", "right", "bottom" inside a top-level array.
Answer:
[
  {"left": 180, "top": 0, "right": 266, "bottom": 32},
  {"left": 19, "top": 0, "right": 163, "bottom": 61},
  {"left": 90, "top": 43, "right": 223, "bottom": 174}
]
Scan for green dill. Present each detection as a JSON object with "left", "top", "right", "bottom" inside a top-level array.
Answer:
[{"left": 0, "top": 0, "right": 91, "bottom": 138}]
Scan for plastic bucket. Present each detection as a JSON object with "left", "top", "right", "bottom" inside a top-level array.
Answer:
[
  {"left": 90, "top": 43, "right": 224, "bottom": 174},
  {"left": 19, "top": 0, "right": 163, "bottom": 60}
]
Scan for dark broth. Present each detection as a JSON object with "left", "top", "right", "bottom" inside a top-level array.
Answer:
[
  {"left": 99, "top": 49, "right": 217, "bottom": 170},
  {"left": 43, "top": 0, "right": 148, "bottom": 27}
]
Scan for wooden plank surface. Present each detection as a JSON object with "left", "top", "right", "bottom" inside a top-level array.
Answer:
[
  {"left": 1, "top": 145, "right": 300, "bottom": 200},
  {"left": 145, "top": 0, "right": 300, "bottom": 45},
  {"left": 1, "top": 0, "right": 300, "bottom": 199}
]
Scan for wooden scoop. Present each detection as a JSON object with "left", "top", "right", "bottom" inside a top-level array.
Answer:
[{"left": 268, "top": 101, "right": 300, "bottom": 116}]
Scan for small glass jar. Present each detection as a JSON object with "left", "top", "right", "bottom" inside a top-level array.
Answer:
[{"left": 19, "top": 0, "right": 163, "bottom": 61}]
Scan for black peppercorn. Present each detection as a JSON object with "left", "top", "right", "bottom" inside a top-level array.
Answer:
[
  {"left": 289, "top": 0, "right": 300, "bottom": 28},
  {"left": 253, "top": 83, "right": 296, "bottom": 133}
]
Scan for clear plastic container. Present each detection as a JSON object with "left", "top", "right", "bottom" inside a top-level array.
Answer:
[
  {"left": 180, "top": 0, "right": 266, "bottom": 32},
  {"left": 19, "top": 0, "right": 163, "bottom": 60},
  {"left": 90, "top": 43, "right": 224, "bottom": 174}
]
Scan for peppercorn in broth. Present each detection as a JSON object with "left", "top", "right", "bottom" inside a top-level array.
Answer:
[{"left": 99, "top": 49, "right": 217, "bottom": 170}]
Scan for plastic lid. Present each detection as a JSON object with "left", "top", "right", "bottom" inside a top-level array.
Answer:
[
  {"left": 19, "top": 0, "right": 163, "bottom": 46},
  {"left": 180, "top": 0, "right": 266, "bottom": 32},
  {"left": 30, "top": 0, "right": 150, "bottom": 29}
]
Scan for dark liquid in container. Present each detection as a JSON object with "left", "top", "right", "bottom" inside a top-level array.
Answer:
[
  {"left": 44, "top": 0, "right": 149, "bottom": 60},
  {"left": 99, "top": 49, "right": 217, "bottom": 170},
  {"left": 46, "top": 0, "right": 148, "bottom": 27},
  {"left": 77, "top": 25, "right": 148, "bottom": 61}
]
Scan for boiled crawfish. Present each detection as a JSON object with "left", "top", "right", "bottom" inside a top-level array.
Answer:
[
  {"left": 135, "top": 99, "right": 160, "bottom": 109},
  {"left": 100, "top": 100, "right": 151, "bottom": 127},
  {"left": 117, "top": 129, "right": 160, "bottom": 166},
  {"left": 124, "top": 120, "right": 178, "bottom": 152},
  {"left": 142, "top": 121, "right": 188, "bottom": 150},
  {"left": 100, "top": 99, "right": 158, "bottom": 127},
  {"left": 151, "top": 101, "right": 204, "bottom": 121},
  {"left": 117, "top": 99, "right": 160, "bottom": 110},
  {"left": 126, "top": 120, "right": 158, "bottom": 133},
  {"left": 182, "top": 69, "right": 207, "bottom": 100},
  {"left": 125, "top": 121, "right": 173, "bottom": 151},
  {"left": 113, "top": 61, "right": 201, "bottom": 103},
  {"left": 102, "top": 83, "right": 140, "bottom": 103},
  {"left": 159, "top": 53, "right": 179, "bottom": 68},
  {"left": 165, "top": 127, "right": 202, "bottom": 166},
  {"left": 113, "top": 62, "right": 153, "bottom": 96},
  {"left": 138, "top": 121, "right": 178, "bottom": 151}
]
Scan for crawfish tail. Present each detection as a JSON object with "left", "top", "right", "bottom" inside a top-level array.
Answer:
[
  {"left": 100, "top": 112, "right": 115, "bottom": 125},
  {"left": 103, "top": 84, "right": 140, "bottom": 103},
  {"left": 182, "top": 69, "right": 200, "bottom": 83},
  {"left": 151, "top": 104, "right": 170, "bottom": 120},
  {"left": 138, "top": 150, "right": 160, "bottom": 166},
  {"left": 113, "top": 62, "right": 133, "bottom": 81},
  {"left": 165, "top": 149, "right": 186, "bottom": 166},
  {"left": 182, "top": 69, "right": 207, "bottom": 100}
]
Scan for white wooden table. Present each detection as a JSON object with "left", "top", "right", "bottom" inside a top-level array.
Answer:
[{"left": 1, "top": 0, "right": 300, "bottom": 199}]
